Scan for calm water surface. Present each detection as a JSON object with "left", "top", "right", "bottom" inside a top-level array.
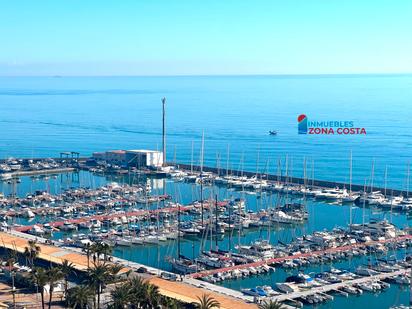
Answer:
[{"left": 1, "top": 75, "right": 412, "bottom": 189}]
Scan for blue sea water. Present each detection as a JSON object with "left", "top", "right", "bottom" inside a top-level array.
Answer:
[
  {"left": 2, "top": 75, "right": 412, "bottom": 308},
  {"left": 1, "top": 75, "right": 412, "bottom": 187}
]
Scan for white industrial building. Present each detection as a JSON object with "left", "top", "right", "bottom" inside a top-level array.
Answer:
[
  {"left": 92, "top": 149, "right": 163, "bottom": 168},
  {"left": 125, "top": 150, "right": 163, "bottom": 168}
]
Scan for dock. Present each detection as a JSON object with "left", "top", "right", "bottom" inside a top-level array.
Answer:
[
  {"left": 12, "top": 200, "right": 226, "bottom": 232},
  {"left": 176, "top": 163, "right": 409, "bottom": 196},
  {"left": 269, "top": 268, "right": 410, "bottom": 303},
  {"left": 7, "top": 167, "right": 76, "bottom": 177},
  {"left": 189, "top": 234, "right": 412, "bottom": 279}
]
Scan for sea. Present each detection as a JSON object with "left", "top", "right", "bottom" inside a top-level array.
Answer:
[
  {"left": 1, "top": 74, "right": 412, "bottom": 189},
  {"left": 1, "top": 75, "right": 412, "bottom": 308}
]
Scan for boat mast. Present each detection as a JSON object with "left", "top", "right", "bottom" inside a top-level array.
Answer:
[
  {"left": 226, "top": 144, "right": 230, "bottom": 177},
  {"left": 200, "top": 131, "right": 205, "bottom": 228},
  {"left": 349, "top": 151, "right": 353, "bottom": 229},
  {"left": 177, "top": 202, "right": 181, "bottom": 258},
  {"left": 215, "top": 194, "right": 219, "bottom": 250},
  {"left": 256, "top": 146, "right": 260, "bottom": 178},
  {"left": 311, "top": 159, "right": 315, "bottom": 187},
  {"left": 407, "top": 161, "right": 410, "bottom": 198},
  {"left": 303, "top": 156, "right": 307, "bottom": 188},
  {"left": 370, "top": 159, "right": 375, "bottom": 193},
  {"left": 349, "top": 150, "right": 353, "bottom": 194},
  {"left": 384, "top": 165, "right": 388, "bottom": 197},
  {"left": 190, "top": 141, "right": 194, "bottom": 174},
  {"left": 362, "top": 179, "right": 366, "bottom": 227},
  {"left": 216, "top": 152, "right": 221, "bottom": 176},
  {"left": 228, "top": 197, "right": 232, "bottom": 252},
  {"left": 162, "top": 97, "right": 166, "bottom": 167},
  {"left": 277, "top": 158, "right": 281, "bottom": 184}
]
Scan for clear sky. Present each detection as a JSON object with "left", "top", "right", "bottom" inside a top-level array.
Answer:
[{"left": 1, "top": 0, "right": 411, "bottom": 76}]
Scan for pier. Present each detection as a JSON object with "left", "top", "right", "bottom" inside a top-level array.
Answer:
[
  {"left": 269, "top": 268, "right": 410, "bottom": 303},
  {"left": 189, "top": 234, "right": 412, "bottom": 279},
  {"left": 12, "top": 199, "right": 225, "bottom": 232},
  {"left": 176, "top": 163, "right": 409, "bottom": 196},
  {"left": 6, "top": 167, "right": 75, "bottom": 177}
]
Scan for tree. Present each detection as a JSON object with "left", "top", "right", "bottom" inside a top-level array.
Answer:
[
  {"left": 30, "top": 267, "right": 48, "bottom": 309},
  {"left": 83, "top": 243, "right": 92, "bottom": 269},
  {"left": 7, "top": 256, "right": 17, "bottom": 309},
  {"left": 161, "top": 296, "right": 182, "bottom": 309},
  {"left": 100, "top": 243, "right": 112, "bottom": 263},
  {"left": 59, "top": 259, "right": 75, "bottom": 297},
  {"left": 86, "top": 262, "right": 122, "bottom": 309},
  {"left": 66, "top": 285, "right": 94, "bottom": 309},
  {"left": 258, "top": 300, "right": 286, "bottom": 309},
  {"left": 24, "top": 239, "right": 41, "bottom": 267},
  {"left": 193, "top": 294, "right": 220, "bottom": 309},
  {"left": 109, "top": 283, "right": 131, "bottom": 309},
  {"left": 46, "top": 267, "right": 64, "bottom": 309},
  {"left": 90, "top": 243, "right": 112, "bottom": 264},
  {"left": 145, "top": 283, "right": 160, "bottom": 308}
]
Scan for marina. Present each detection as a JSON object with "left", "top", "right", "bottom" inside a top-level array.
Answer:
[
  {"left": 2, "top": 158, "right": 412, "bottom": 308},
  {"left": 2, "top": 0, "right": 412, "bottom": 306}
]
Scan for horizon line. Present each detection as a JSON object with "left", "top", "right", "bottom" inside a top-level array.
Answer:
[{"left": 1, "top": 72, "right": 412, "bottom": 78}]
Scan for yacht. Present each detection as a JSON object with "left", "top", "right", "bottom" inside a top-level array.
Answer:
[
  {"left": 355, "top": 191, "right": 386, "bottom": 205},
  {"left": 28, "top": 225, "right": 45, "bottom": 236},
  {"left": 241, "top": 287, "right": 268, "bottom": 297},
  {"left": 355, "top": 266, "right": 380, "bottom": 276},
  {"left": 23, "top": 209, "right": 36, "bottom": 218},
  {"left": 275, "top": 282, "right": 300, "bottom": 294},
  {"left": 350, "top": 220, "right": 397, "bottom": 238},
  {"left": 271, "top": 210, "right": 304, "bottom": 224},
  {"left": 169, "top": 257, "right": 201, "bottom": 274},
  {"left": 196, "top": 252, "right": 234, "bottom": 268},
  {"left": 116, "top": 236, "right": 133, "bottom": 247},
  {"left": 60, "top": 221, "right": 77, "bottom": 231},
  {"left": 235, "top": 240, "right": 275, "bottom": 259}
]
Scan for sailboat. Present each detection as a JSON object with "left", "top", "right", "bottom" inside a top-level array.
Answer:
[{"left": 168, "top": 203, "right": 203, "bottom": 274}]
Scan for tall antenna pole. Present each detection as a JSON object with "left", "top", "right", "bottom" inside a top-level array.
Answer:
[
  {"left": 407, "top": 161, "right": 410, "bottom": 198},
  {"left": 226, "top": 144, "right": 230, "bottom": 177},
  {"left": 349, "top": 150, "right": 353, "bottom": 194},
  {"left": 162, "top": 97, "right": 166, "bottom": 167}
]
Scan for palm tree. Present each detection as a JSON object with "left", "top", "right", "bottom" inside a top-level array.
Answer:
[
  {"left": 83, "top": 243, "right": 92, "bottom": 269},
  {"left": 46, "top": 267, "right": 64, "bottom": 309},
  {"left": 193, "top": 294, "right": 220, "bottom": 309},
  {"left": 7, "top": 256, "right": 17, "bottom": 309},
  {"left": 109, "top": 283, "right": 131, "bottom": 309},
  {"left": 258, "top": 300, "right": 286, "bottom": 309},
  {"left": 59, "top": 259, "right": 75, "bottom": 297},
  {"left": 66, "top": 285, "right": 94, "bottom": 309},
  {"left": 161, "top": 296, "right": 181, "bottom": 309},
  {"left": 24, "top": 239, "right": 41, "bottom": 267},
  {"left": 125, "top": 276, "right": 145, "bottom": 306},
  {"left": 30, "top": 267, "right": 48, "bottom": 309},
  {"left": 90, "top": 243, "right": 113, "bottom": 264},
  {"left": 145, "top": 283, "right": 161, "bottom": 308},
  {"left": 100, "top": 243, "right": 112, "bottom": 262},
  {"left": 86, "top": 262, "right": 122, "bottom": 309},
  {"left": 118, "top": 277, "right": 160, "bottom": 308}
]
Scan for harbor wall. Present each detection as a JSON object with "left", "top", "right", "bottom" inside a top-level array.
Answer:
[{"left": 175, "top": 163, "right": 408, "bottom": 196}]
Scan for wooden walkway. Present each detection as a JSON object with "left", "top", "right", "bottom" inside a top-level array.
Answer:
[{"left": 189, "top": 235, "right": 412, "bottom": 278}]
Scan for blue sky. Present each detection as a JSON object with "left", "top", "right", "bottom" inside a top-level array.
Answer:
[{"left": 1, "top": 0, "right": 411, "bottom": 76}]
